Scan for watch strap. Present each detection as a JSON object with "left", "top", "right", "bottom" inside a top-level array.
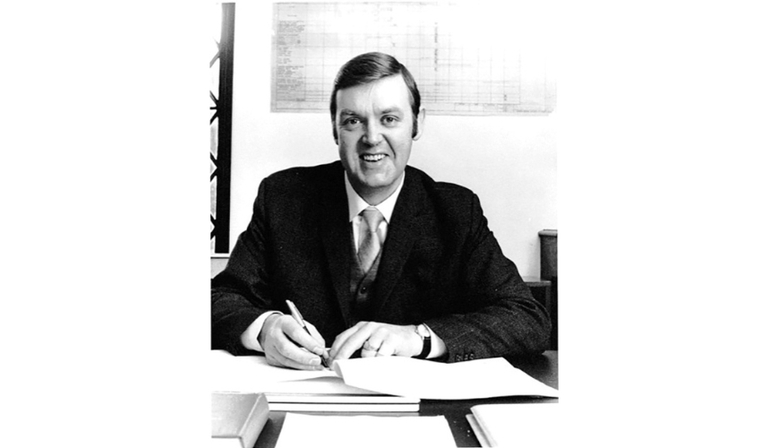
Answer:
[{"left": 414, "top": 324, "right": 431, "bottom": 359}]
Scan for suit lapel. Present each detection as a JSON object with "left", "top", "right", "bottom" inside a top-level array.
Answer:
[
  {"left": 371, "top": 169, "right": 428, "bottom": 317},
  {"left": 318, "top": 163, "right": 355, "bottom": 326}
]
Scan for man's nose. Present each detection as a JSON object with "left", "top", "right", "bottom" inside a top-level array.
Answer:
[{"left": 362, "top": 122, "right": 383, "bottom": 146}]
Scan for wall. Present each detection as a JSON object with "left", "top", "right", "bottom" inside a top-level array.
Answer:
[{"left": 226, "top": 0, "right": 557, "bottom": 278}]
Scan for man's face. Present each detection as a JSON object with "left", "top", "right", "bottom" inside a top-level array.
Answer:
[{"left": 334, "top": 74, "right": 423, "bottom": 204}]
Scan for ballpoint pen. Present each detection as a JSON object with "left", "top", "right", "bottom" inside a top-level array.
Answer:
[{"left": 285, "top": 300, "right": 329, "bottom": 368}]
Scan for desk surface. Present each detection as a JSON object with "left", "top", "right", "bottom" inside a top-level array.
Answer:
[{"left": 253, "top": 351, "right": 558, "bottom": 448}]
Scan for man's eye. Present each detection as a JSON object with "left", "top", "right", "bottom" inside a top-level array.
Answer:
[
  {"left": 382, "top": 116, "right": 398, "bottom": 125},
  {"left": 343, "top": 118, "right": 360, "bottom": 127}
]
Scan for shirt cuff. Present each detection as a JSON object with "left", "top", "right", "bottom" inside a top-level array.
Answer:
[{"left": 247, "top": 311, "right": 283, "bottom": 352}]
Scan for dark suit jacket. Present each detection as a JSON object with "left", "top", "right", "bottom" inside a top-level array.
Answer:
[{"left": 212, "top": 162, "right": 551, "bottom": 362}]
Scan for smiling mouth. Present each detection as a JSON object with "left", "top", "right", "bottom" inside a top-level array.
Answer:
[{"left": 361, "top": 154, "right": 386, "bottom": 162}]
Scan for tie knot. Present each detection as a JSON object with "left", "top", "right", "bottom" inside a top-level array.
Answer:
[{"left": 361, "top": 207, "right": 384, "bottom": 232}]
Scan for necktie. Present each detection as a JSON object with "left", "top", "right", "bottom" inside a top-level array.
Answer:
[{"left": 358, "top": 207, "right": 384, "bottom": 273}]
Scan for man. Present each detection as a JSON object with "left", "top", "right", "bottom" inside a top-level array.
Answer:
[{"left": 211, "top": 52, "right": 550, "bottom": 370}]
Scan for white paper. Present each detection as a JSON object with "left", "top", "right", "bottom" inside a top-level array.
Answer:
[
  {"left": 275, "top": 413, "right": 456, "bottom": 448},
  {"left": 470, "top": 403, "right": 560, "bottom": 447},
  {"left": 210, "top": 350, "right": 337, "bottom": 392},
  {"left": 333, "top": 356, "right": 559, "bottom": 399},
  {"left": 211, "top": 350, "right": 558, "bottom": 400}
]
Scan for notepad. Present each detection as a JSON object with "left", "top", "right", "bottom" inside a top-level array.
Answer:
[{"left": 275, "top": 413, "right": 455, "bottom": 448}]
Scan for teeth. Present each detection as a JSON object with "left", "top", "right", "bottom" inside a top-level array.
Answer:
[{"left": 362, "top": 154, "right": 386, "bottom": 162}]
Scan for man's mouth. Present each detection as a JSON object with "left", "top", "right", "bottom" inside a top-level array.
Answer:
[{"left": 361, "top": 154, "right": 386, "bottom": 162}]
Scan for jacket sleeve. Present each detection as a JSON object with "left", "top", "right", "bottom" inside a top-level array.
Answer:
[
  {"left": 211, "top": 180, "right": 277, "bottom": 355},
  {"left": 424, "top": 193, "right": 552, "bottom": 362}
]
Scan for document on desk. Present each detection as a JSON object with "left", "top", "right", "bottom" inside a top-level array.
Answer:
[
  {"left": 467, "top": 403, "right": 560, "bottom": 447},
  {"left": 210, "top": 349, "right": 337, "bottom": 390},
  {"left": 210, "top": 350, "right": 419, "bottom": 412},
  {"left": 211, "top": 350, "right": 557, "bottom": 400},
  {"left": 275, "top": 413, "right": 455, "bottom": 448},
  {"left": 333, "top": 356, "right": 559, "bottom": 399}
]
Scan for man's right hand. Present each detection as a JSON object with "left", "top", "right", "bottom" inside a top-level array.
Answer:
[{"left": 249, "top": 313, "right": 327, "bottom": 370}]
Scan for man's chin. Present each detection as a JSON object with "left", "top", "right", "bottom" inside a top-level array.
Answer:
[
  {"left": 351, "top": 180, "right": 396, "bottom": 202},
  {"left": 352, "top": 170, "right": 390, "bottom": 188}
]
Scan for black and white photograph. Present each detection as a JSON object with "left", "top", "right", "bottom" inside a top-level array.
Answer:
[
  {"left": 3, "top": 1, "right": 767, "bottom": 447},
  {"left": 209, "top": 2, "right": 557, "bottom": 446}
]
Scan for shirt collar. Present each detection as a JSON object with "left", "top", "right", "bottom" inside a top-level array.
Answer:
[{"left": 344, "top": 172, "right": 405, "bottom": 223}]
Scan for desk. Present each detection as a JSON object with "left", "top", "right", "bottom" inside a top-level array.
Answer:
[{"left": 252, "top": 351, "right": 558, "bottom": 448}]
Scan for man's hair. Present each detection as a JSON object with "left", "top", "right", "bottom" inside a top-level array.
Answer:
[{"left": 330, "top": 52, "right": 421, "bottom": 141}]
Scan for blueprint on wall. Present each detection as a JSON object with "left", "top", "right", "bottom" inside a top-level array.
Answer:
[{"left": 272, "top": 2, "right": 556, "bottom": 115}]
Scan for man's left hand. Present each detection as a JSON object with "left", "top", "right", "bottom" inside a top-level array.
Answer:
[{"left": 328, "top": 321, "right": 421, "bottom": 361}]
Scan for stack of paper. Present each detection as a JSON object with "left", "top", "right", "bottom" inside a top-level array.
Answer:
[
  {"left": 467, "top": 403, "right": 559, "bottom": 447},
  {"left": 211, "top": 350, "right": 558, "bottom": 413},
  {"left": 211, "top": 351, "right": 418, "bottom": 412},
  {"left": 264, "top": 377, "right": 419, "bottom": 412}
]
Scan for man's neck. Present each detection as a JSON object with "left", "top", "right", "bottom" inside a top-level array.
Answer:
[
  {"left": 350, "top": 175, "right": 404, "bottom": 206},
  {"left": 344, "top": 172, "right": 405, "bottom": 223}
]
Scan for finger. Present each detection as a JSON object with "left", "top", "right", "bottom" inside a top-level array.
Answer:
[
  {"left": 263, "top": 318, "right": 324, "bottom": 370},
  {"left": 271, "top": 335, "right": 324, "bottom": 370},
  {"left": 360, "top": 339, "right": 380, "bottom": 358},
  {"left": 284, "top": 320, "right": 325, "bottom": 356},
  {"left": 329, "top": 322, "right": 367, "bottom": 359},
  {"left": 270, "top": 348, "right": 324, "bottom": 370},
  {"left": 360, "top": 331, "right": 386, "bottom": 358},
  {"left": 331, "top": 323, "right": 375, "bottom": 361},
  {"left": 304, "top": 321, "right": 327, "bottom": 354},
  {"left": 304, "top": 321, "right": 330, "bottom": 367},
  {"left": 375, "top": 338, "right": 396, "bottom": 357},
  {"left": 363, "top": 339, "right": 382, "bottom": 351}
]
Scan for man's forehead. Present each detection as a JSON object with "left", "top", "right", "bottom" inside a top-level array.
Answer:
[{"left": 335, "top": 75, "right": 410, "bottom": 111}]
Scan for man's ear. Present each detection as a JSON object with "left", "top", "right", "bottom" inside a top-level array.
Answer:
[{"left": 412, "top": 107, "right": 426, "bottom": 140}]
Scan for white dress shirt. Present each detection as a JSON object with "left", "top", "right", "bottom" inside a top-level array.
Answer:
[{"left": 345, "top": 171, "right": 405, "bottom": 250}]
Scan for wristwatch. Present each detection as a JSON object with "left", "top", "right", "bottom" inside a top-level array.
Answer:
[{"left": 414, "top": 323, "right": 432, "bottom": 359}]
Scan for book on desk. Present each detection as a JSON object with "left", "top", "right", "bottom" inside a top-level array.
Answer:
[{"left": 211, "top": 392, "right": 269, "bottom": 448}]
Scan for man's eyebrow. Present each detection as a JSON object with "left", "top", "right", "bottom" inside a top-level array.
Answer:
[
  {"left": 339, "top": 107, "right": 403, "bottom": 117},
  {"left": 379, "top": 107, "right": 404, "bottom": 115}
]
